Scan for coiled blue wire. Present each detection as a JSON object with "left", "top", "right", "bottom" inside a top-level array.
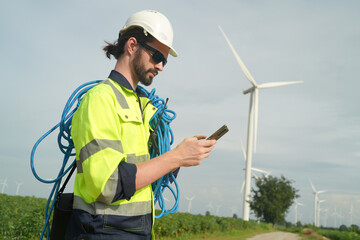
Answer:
[
  {"left": 137, "top": 86, "right": 179, "bottom": 218},
  {"left": 30, "top": 80, "right": 179, "bottom": 239},
  {"left": 30, "top": 80, "right": 102, "bottom": 239}
]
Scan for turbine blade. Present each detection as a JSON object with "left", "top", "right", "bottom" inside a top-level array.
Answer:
[
  {"left": 318, "top": 190, "right": 327, "bottom": 194},
  {"left": 258, "top": 81, "right": 303, "bottom": 89},
  {"left": 218, "top": 25, "right": 258, "bottom": 87},
  {"left": 252, "top": 167, "right": 267, "bottom": 174},
  {"left": 309, "top": 179, "right": 317, "bottom": 192},
  {"left": 240, "top": 138, "right": 247, "bottom": 161},
  {"left": 253, "top": 89, "right": 259, "bottom": 153},
  {"left": 240, "top": 181, "right": 245, "bottom": 194}
]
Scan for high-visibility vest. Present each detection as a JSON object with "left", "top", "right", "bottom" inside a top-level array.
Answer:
[{"left": 71, "top": 77, "right": 157, "bottom": 235}]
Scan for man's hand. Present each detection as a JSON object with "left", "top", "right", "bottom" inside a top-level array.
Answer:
[
  {"left": 135, "top": 136, "right": 216, "bottom": 190},
  {"left": 173, "top": 137, "right": 217, "bottom": 167}
]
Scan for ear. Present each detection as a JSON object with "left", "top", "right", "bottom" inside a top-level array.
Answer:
[{"left": 126, "top": 37, "right": 139, "bottom": 56}]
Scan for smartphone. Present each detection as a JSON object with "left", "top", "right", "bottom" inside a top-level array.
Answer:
[{"left": 207, "top": 124, "right": 229, "bottom": 140}]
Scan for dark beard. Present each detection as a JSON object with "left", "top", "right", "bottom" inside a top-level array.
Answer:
[{"left": 133, "top": 49, "right": 157, "bottom": 86}]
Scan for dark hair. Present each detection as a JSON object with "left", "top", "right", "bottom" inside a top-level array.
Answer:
[{"left": 103, "top": 27, "right": 154, "bottom": 59}]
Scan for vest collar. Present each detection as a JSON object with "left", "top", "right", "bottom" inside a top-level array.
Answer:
[{"left": 108, "top": 70, "right": 147, "bottom": 98}]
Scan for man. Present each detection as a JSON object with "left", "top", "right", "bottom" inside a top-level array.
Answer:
[{"left": 66, "top": 10, "right": 216, "bottom": 239}]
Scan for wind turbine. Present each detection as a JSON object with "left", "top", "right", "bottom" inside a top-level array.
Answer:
[
  {"left": 0, "top": 178, "right": 8, "bottom": 194},
  {"left": 294, "top": 198, "right": 304, "bottom": 224},
  {"left": 15, "top": 181, "right": 23, "bottom": 195},
  {"left": 317, "top": 199, "right": 326, "bottom": 227},
  {"left": 218, "top": 25, "right": 303, "bottom": 221},
  {"left": 349, "top": 204, "right": 354, "bottom": 226},
  {"left": 309, "top": 180, "right": 326, "bottom": 226},
  {"left": 215, "top": 204, "right": 222, "bottom": 216},
  {"left": 322, "top": 208, "right": 329, "bottom": 227},
  {"left": 185, "top": 195, "right": 195, "bottom": 213},
  {"left": 332, "top": 206, "right": 343, "bottom": 228},
  {"left": 207, "top": 200, "right": 214, "bottom": 211},
  {"left": 230, "top": 206, "right": 238, "bottom": 217}
]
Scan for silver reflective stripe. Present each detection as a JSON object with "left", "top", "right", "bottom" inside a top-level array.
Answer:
[
  {"left": 102, "top": 79, "right": 129, "bottom": 109},
  {"left": 96, "top": 168, "right": 118, "bottom": 203},
  {"left": 126, "top": 154, "right": 149, "bottom": 164},
  {"left": 77, "top": 139, "right": 123, "bottom": 173},
  {"left": 73, "top": 195, "right": 152, "bottom": 216}
]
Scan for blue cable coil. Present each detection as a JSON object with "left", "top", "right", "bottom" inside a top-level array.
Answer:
[
  {"left": 30, "top": 80, "right": 179, "bottom": 239},
  {"left": 137, "top": 86, "right": 179, "bottom": 219}
]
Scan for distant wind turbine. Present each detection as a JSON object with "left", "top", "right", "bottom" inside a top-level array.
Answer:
[
  {"left": 309, "top": 179, "right": 326, "bottom": 227},
  {"left": 219, "top": 26, "right": 303, "bottom": 221},
  {"left": 332, "top": 206, "right": 343, "bottom": 228},
  {"left": 317, "top": 199, "right": 326, "bottom": 227},
  {"left": 349, "top": 204, "right": 354, "bottom": 226},
  {"left": 0, "top": 178, "right": 8, "bottom": 194},
  {"left": 215, "top": 204, "right": 222, "bottom": 216},
  {"left": 15, "top": 181, "right": 23, "bottom": 195},
  {"left": 185, "top": 195, "right": 195, "bottom": 213},
  {"left": 206, "top": 201, "right": 214, "bottom": 212},
  {"left": 294, "top": 198, "right": 304, "bottom": 224},
  {"left": 322, "top": 208, "right": 329, "bottom": 227},
  {"left": 230, "top": 206, "right": 238, "bottom": 216}
]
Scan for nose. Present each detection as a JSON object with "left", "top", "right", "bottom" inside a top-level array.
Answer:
[{"left": 154, "top": 61, "right": 164, "bottom": 72}]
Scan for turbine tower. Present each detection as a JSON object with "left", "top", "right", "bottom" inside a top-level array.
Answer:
[
  {"left": 309, "top": 179, "right": 326, "bottom": 226},
  {"left": 215, "top": 204, "right": 222, "bottom": 216},
  {"left": 317, "top": 199, "right": 326, "bottom": 227},
  {"left": 332, "top": 206, "right": 343, "bottom": 228},
  {"left": 294, "top": 198, "right": 304, "bottom": 224},
  {"left": 349, "top": 204, "right": 354, "bottom": 226},
  {"left": 15, "top": 182, "right": 23, "bottom": 195},
  {"left": 206, "top": 201, "right": 214, "bottom": 212},
  {"left": 0, "top": 178, "right": 8, "bottom": 194},
  {"left": 219, "top": 26, "right": 303, "bottom": 221},
  {"left": 185, "top": 196, "right": 195, "bottom": 213}
]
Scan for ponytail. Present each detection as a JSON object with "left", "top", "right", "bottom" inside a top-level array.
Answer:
[{"left": 103, "top": 27, "right": 153, "bottom": 59}]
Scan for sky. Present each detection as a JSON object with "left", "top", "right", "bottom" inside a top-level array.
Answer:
[{"left": 1, "top": 0, "right": 359, "bottom": 228}]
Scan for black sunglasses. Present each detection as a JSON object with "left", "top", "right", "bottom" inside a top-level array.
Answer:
[{"left": 139, "top": 42, "right": 167, "bottom": 67}]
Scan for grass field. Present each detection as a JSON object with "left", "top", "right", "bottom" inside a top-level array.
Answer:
[{"left": 1, "top": 194, "right": 359, "bottom": 240}]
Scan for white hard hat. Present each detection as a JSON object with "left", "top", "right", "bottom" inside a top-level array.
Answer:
[{"left": 120, "top": 10, "right": 178, "bottom": 57}]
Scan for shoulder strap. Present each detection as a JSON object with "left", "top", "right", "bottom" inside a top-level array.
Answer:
[{"left": 58, "top": 163, "right": 76, "bottom": 196}]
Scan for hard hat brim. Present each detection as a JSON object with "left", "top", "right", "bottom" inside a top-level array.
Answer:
[{"left": 169, "top": 48, "right": 177, "bottom": 57}]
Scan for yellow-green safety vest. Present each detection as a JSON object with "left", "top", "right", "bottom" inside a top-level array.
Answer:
[{"left": 71, "top": 77, "right": 157, "bottom": 237}]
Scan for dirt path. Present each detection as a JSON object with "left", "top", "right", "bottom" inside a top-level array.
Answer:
[{"left": 246, "top": 231, "right": 301, "bottom": 240}]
